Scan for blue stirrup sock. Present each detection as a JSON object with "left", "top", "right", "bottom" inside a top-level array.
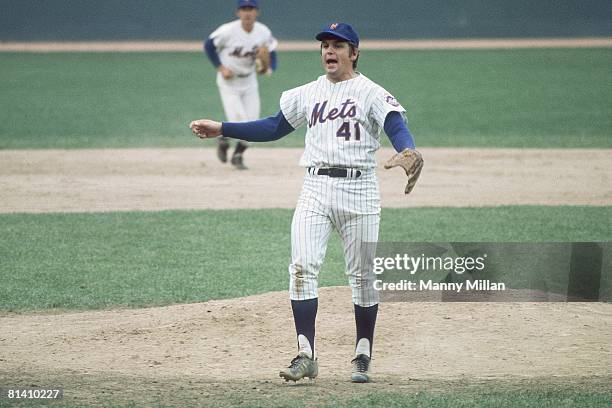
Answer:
[
  {"left": 354, "top": 303, "right": 378, "bottom": 357},
  {"left": 291, "top": 298, "right": 318, "bottom": 359}
]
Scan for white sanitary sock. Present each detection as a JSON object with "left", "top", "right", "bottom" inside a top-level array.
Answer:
[
  {"left": 355, "top": 338, "right": 371, "bottom": 358},
  {"left": 298, "top": 334, "right": 313, "bottom": 359}
]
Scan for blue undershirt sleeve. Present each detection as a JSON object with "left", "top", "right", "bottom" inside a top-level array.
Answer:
[
  {"left": 384, "top": 111, "right": 416, "bottom": 151},
  {"left": 221, "top": 111, "right": 295, "bottom": 142},
  {"left": 270, "top": 51, "right": 278, "bottom": 71},
  {"left": 204, "top": 38, "right": 221, "bottom": 68}
]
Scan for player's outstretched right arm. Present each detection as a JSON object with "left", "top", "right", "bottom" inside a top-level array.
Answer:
[{"left": 189, "top": 111, "right": 295, "bottom": 143}]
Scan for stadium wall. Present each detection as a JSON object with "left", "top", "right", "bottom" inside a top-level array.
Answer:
[{"left": 1, "top": 0, "right": 611, "bottom": 41}]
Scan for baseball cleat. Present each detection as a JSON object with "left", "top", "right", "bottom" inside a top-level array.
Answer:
[
  {"left": 217, "top": 139, "right": 230, "bottom": 163},
  {"left": 279, "top": 353, "right": 318, "bottom": 382},
  {"left": 230, "top": 153, "right": 247, "bottom": 170},
  {"left": 351, "top": 354, "right": 371, "bottom": 383}
]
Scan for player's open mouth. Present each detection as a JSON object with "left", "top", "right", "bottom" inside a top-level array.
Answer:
[{"left": 325, "top": 58, "right": 338, "bottom": 66}]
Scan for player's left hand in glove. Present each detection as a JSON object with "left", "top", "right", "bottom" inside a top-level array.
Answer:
[
  {"left": 255, "top": 46, "right": 271, "bottom": 75},
  {"left": 384, "top": 148, "right": 424, "bottom": 195},
  {"left": 189, "top": 119, "right": 222, "bottom": 139}
]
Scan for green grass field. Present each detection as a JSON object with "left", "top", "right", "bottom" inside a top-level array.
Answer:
[
  {"left": 1, "top": 206, "right": 610, "bottom": 312},
  {"left": 1, "top": 48, "right": 611, "bottom": 148},
  {"left": 335, "top": 389, "right": 612, "bottom": 408}
]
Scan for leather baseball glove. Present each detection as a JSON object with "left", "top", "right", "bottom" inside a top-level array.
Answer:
[
  {"left": 384, "top": 148, "right": 424, "bottom": 195},
  {"left": 255, "top": 46, "right": 271, "bottom": 74}
]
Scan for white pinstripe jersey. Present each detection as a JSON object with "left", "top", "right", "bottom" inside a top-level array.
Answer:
[
  {"left": 209, "top": 20, "right": 278, "bottom": 78},
  {"left": 280, "top": 73, "right": 406, "bottom": 169}
]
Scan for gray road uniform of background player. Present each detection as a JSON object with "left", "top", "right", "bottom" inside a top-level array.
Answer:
[
  {"left": 190, "top": 22, "right": 421, "bottom": 383},
  {"left": 204, "top": 0, "right": 278, "bottom": 169}
]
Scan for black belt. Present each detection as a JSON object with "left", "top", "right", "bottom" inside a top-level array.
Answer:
[{"left": 308, "top": 167, "right": 362, "bottom": 178}]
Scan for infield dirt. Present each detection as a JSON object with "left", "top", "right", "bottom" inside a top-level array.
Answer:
[
  {"left": 1, "top": 147, "right": 611, "bottom": 213},
  {"left": 2, "top": 38, "right": 612, "bottom": 52}
]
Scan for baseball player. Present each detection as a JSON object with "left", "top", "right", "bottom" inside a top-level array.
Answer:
[
  {"left": 204, "top": 0, "right": 278, "bottom": 170},
  {"left": 191, "top": 23, "right": 423, "bottom": 383}
]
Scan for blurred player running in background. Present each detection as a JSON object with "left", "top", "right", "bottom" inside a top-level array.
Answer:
[{"left": 204, "top": 0, "right": 278, "bottom": 169}]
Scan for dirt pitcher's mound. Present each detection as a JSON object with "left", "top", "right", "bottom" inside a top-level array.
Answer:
[{"left": 1, "top": 287, "right": 611, "bottom": 382}]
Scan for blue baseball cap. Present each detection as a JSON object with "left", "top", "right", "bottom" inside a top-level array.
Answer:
[
  {"left": 315, "top": 22, "right": 359, "bottom": 48},
  {"left": 237, "top": 0, "right": 258, "bottom": 8}
]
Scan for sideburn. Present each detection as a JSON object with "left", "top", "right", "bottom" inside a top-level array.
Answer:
[{"left": 349, "top": 44, "right": 359, "bottom": 69}]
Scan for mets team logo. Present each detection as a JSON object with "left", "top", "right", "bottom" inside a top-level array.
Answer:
[
  {"left": 329, "top": 23, "right": 339, "bottom": 30},
  {"left": 385, "top": 94, "right": 400, "bottom": 107}
]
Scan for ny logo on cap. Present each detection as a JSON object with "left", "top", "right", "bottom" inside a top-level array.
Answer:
[{"left": 329, "top": 23, "right": 338, "bottom": 30}]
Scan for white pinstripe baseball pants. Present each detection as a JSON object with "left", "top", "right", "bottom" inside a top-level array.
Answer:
[{"left": 289, "top": 170, "right": 380, "bottom": 307}]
